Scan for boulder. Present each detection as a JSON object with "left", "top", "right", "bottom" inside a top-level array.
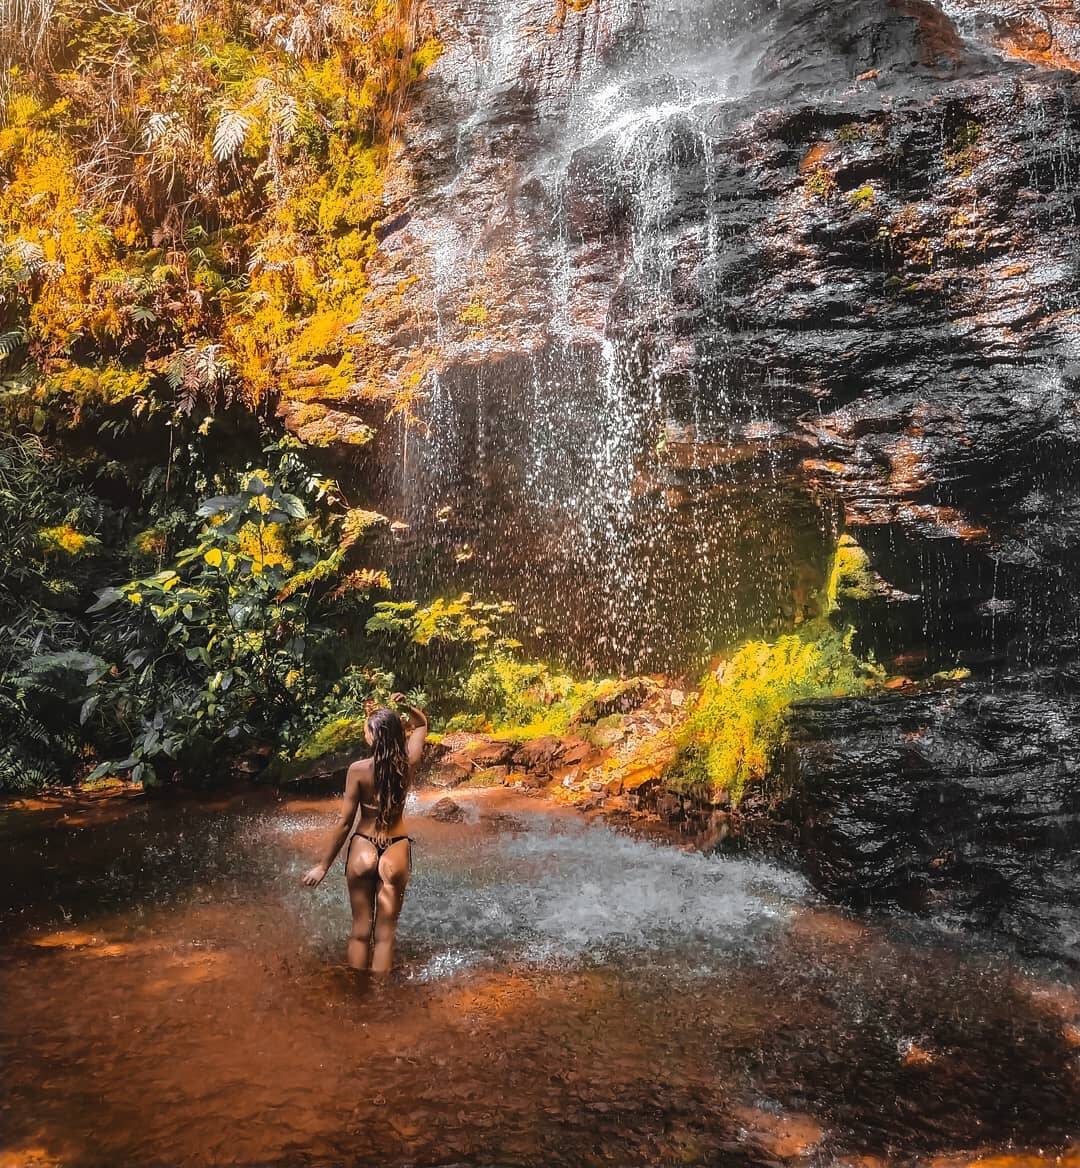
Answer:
[
  {"left": 431, "top": 758, "right": 472, "bottom": 788},
  {"left": 429, "top": 797, "right": 466, "bottom": 823},
  {"left": 788, "top": 678, "right": 1080, "bottom": 964},
  {"left": 511, "top": 736, "right": 564, "bottom": 772},
  {"left": 465, "top": 741, "right": 517, "bottom": 769}
]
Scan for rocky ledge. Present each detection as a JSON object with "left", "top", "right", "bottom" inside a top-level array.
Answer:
[
  {"left": 421, "top": 682, "right": 742, "bottom": 846},
  {"left": 788, "top": 672, "right": 1080, "bottom": 964}
]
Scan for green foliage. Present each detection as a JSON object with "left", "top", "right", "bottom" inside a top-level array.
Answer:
[
  {"left": 944, "top": 122, "right": 983, "bottom": 175},
  {"left": 367, "top": 593, "right": 520, "bottom": 651},
  {"left": 826, "top": 534, "right": 875, "bottom": 605},
  {"left": 848, "top": 184, "right": 875, "bottom": 210},
  {"left": 0, "top": 434, "right": 123, "bottom": 787},
  {"left": 804, "top": 167, "right": 837, "bottom": 202},
  {"left": 366, "top": 592, "right": 621, "bottom": 739},
  {"left": 294, "top": 716, "right": 367, "bottom": 763},
  {"left": 668, "top": 622, "right": 882, "bottom": 804},
  {"left": 80, "top": 441, "right": 384, "bottom": 783},
  {"left": 459, "top": 654, "right": 580, "bottom": 735}
]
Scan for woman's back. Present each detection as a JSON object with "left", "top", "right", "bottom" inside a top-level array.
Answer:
[{"left": 353, "top": 757, "right": 411, "bottom": 838}]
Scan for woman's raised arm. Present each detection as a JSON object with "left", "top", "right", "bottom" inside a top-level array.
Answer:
[{"left": 392, "top": 694, "right": 429, "bottom": 766}]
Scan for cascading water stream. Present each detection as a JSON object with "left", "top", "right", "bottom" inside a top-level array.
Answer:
[{"left": 372, "top": 0, "right": 835, "bottom": 676}]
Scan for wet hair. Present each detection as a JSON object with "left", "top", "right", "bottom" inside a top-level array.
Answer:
[{"left": 366, "top": 706, "right": 409, "bottom": 831}]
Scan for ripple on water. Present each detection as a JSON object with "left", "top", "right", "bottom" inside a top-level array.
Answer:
[{"left": 290, "top": 804, "right": 808, "bottom": 977}]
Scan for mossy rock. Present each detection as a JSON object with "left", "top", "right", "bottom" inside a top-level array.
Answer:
[
  {"left": 571, "top": 678, "right": 655, "bottom": 726},
  {"left": 827, "top": 534, "right": 876, "bottom": 604},
  {"left": 274, "top": 717, "right": 367, "bottom": 783}
]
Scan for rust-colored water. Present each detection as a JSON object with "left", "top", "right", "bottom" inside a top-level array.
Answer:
[{"left": 1, "top": 786, "right": 1077, "bottom": 1167}]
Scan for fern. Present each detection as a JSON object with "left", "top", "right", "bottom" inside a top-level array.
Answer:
[
  {"left": 0, "top": 329, "right": 26, "bottom": 369},
  {"left": 212, "top": 110, "right": 250, "bottom": 163}
]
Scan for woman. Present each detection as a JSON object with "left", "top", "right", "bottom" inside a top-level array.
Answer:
[{"left": 301, "top": 694, "right": 428, "bottom": 972}]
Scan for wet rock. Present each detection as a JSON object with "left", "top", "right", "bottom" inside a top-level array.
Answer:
[
  {"left": 431, "top": 758, "right": 472, "bottom": 788},
  {"left": 732, "top": 1104, "right": 824, "bottom": 1160},
  {"left": 788, "top": 679, "right": 1080, "bottom": 964},
  {"left": 654, "top": 792, "right": 681, "bottom": 821},
  {"left": 899, "top": 1039, "right": 937, "bottom": 1069},
  {"left": 571, "top": 680, "right": 657, "bottom": 725},
  {"left": 465, "top": 741, "right": 517, "bottom": 769},
  {"left": 511, "top": 736, "right": 563, "bottom": 772},
  {"left": 472, "top": 765, "right": 510, "bottom": 787},
  {"left": 558, "top": 738, "right": 595, "bottom": 767},
  {"left": 479, "top": 810, "right": 526, "bottom": 832},
  {"left": 429, "top": 797, "right": 466, "bottom": 823}
]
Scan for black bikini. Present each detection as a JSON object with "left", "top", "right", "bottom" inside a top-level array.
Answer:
[{"left": 347, "top": 801, "right": 413, "bottom": 862}]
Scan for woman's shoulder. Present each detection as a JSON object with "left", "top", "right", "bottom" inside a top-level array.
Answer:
[{"left": 346, "top": 757, "right": 373, "bottom": 781}]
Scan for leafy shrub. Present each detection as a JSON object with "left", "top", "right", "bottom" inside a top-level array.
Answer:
[{"left": 81, "top": 441, "right": 388, "bottom": 782}]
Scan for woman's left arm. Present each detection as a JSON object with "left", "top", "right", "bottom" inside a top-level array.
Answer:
[
  {"left": 392, "top": 694, "right": 429, "bottom": 766},
  {"left": 301, "top": 763, "right": 363, "bottom": 887}
]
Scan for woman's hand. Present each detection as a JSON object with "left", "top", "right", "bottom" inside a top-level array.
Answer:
[
  {"left": 301, "top": 864, "right": 328, "bottom": 887},
  {"left": 390, "top": 692, "right": 407, "bottom": 706}
]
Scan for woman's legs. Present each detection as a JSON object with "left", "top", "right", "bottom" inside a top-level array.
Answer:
[
  {"left": 344, "top": 837, "right": 379, "bottom": 971},
  {"left": 371, "top": 839, "right": 411, "bottom": 974}
]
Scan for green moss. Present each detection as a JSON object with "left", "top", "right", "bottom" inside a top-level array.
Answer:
[
  {"left": 293, "top": 716, "right": 366, "bottom": 763},
  {"left": 464, "top": 767, "right": 508, "bottom": 788},
  {"left": 826, "top": 533, "right": 875, "bottom": 606},
  {"left": 804, "top": 167, "right": 837, "bottom": 202},
  {"left": 837, "top": 121, "right": 884, "bottom": 145},
  {"left": 944, "top": 122, "right": 982, "bottom": 175},
  {"left": 667, "top": 621, "right": 880, "bottom": 805},
  {"left": 458, "top": 300, "right": 489, "bottom": 329},
  {"left": 848, "top": 183, "right": 875, "bottom": 210}
]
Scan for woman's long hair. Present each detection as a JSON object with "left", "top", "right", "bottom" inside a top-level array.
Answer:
[{"left": 366, "top": 707, "right": 409, "bottom": 832}]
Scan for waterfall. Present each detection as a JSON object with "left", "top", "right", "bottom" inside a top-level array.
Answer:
[{"left": 375, "top": 0, "right": 832, "bottom": 675}]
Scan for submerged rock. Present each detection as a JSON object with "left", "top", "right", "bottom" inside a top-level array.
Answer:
[{"left": 429, "top": 796, "right": 466, "bottom": 823}]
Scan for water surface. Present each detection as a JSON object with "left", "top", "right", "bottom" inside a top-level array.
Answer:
[{"left": 1, "top": 787, "right": 1078, "bottom": 1167}]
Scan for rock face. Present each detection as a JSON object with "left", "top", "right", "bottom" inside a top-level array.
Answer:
[
  {"left": 350, "top": 0, "right": 1080, "bottom": 670},
  {"left": 789, "top": 677, "right": 1080, "bottom": 964},
  {"left": 308, "top": 1, "right": 1080, "bottom": 953}
]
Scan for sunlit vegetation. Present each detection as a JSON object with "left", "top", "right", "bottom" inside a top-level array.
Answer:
[
  {"left": 1, "top": 0, "right": 440, "bottom": 426},
  {"left": 848, "top": 183, "right": 875, "bottom": 210},
  {"left": 803, "top": 166, "right": 837, "bottom": 202},
  {"left": 826, "top": 533, "right": 875, "bottom": 606},
  {"left": 667, "top": 620, "right": 884, "bottom": 805},
  {"left": 362, "top": 593, "right": 625, "bottom": 740},
  {"left": 0, "top": 0, "right": 445, "bottom": 790}
]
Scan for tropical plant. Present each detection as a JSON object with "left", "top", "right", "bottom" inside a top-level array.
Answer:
[{"left": 78, "top": 440, "right": 389, "bottom": 781}]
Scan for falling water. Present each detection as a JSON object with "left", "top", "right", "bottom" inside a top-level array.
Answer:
[{"left": 372, "top": 0, "right": 834, "bottom": 675}]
